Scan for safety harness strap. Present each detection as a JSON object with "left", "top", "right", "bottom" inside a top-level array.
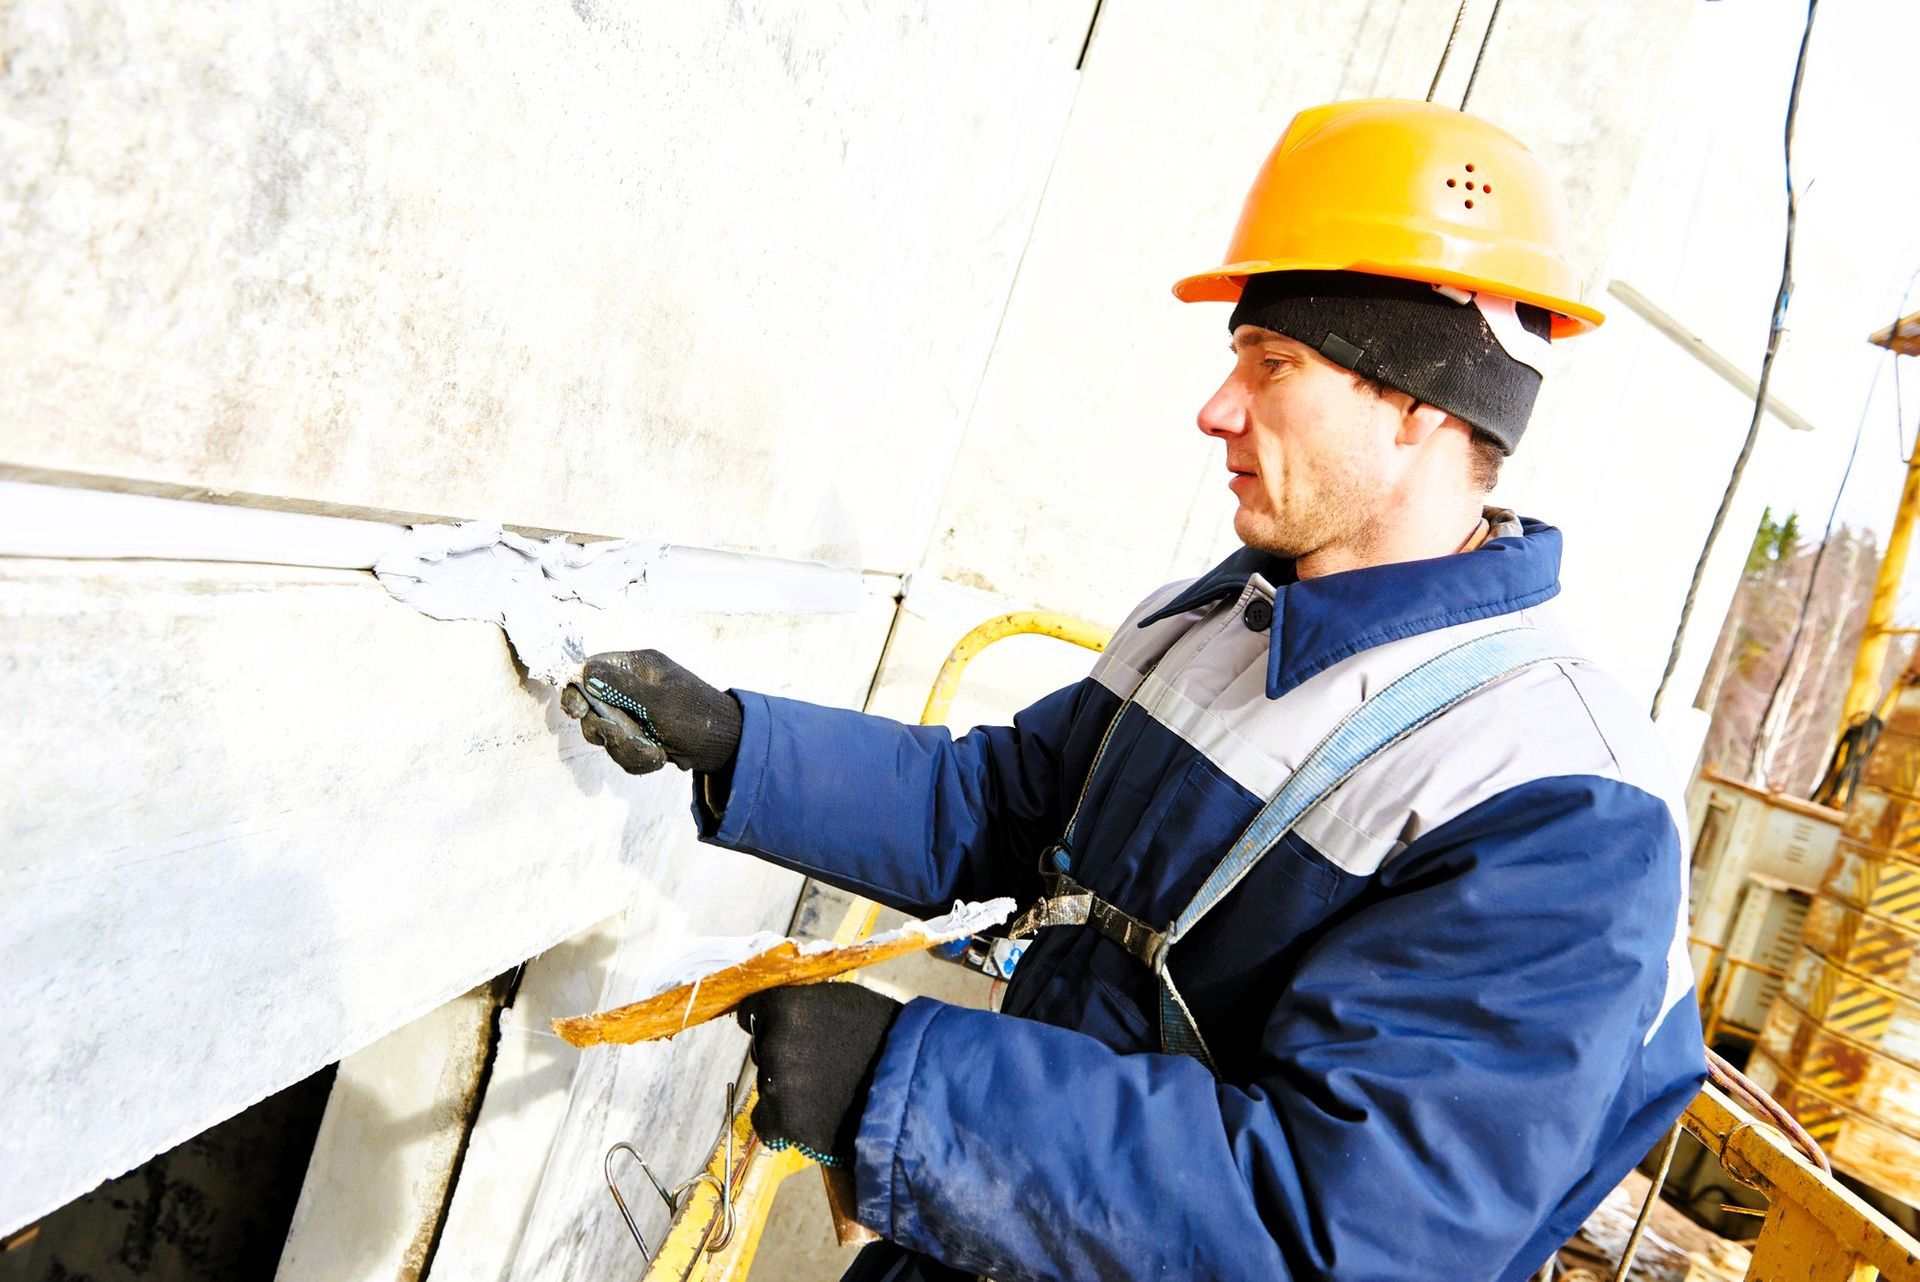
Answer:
[
  {"left": 1009, "top": 624, "right": 1580, "bottom": 1075},
  {"left": 1006, "top": 872, "right": 1165, "bottom": 966},
  {"left": 1167, "top": 626, "right": 1577, "bottom": 947}
]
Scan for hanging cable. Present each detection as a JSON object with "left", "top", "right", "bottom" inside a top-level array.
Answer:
[
  {"left": 1426, "top": 0, "right": 1471, "bottom": 103},
  {"left": 1747, "top": 351, "right": 1880, "bottom": 784},
  {"left": 1767, "top": 268, "right": 1920, "bottom": 795},
  {"left": 1649, "top": 0, "right": 1822, "bottom": 719},
  {"left": 1458, "top": 0, "right": 1505, "bottom": 110}
]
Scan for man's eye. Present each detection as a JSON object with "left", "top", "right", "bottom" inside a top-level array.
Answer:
[{"left": 1262, "top": 358, "right": 1284, "bottom": 371}]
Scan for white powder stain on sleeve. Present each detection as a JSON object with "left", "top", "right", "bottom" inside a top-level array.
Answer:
[{"left": 373, "top": 521, "right": 664, "bottom": 686}]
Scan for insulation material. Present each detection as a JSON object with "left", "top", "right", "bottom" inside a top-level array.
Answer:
[
  {"left": 627, "top": 899, "right": 1016, "bottom": 998},
  {"left": 552, "top": 899, "right": 1017, "bottom": 1045}
]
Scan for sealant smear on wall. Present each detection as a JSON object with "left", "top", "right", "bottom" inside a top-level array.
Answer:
[
  {"left": 374, "top": 522, "right": 666, "bottom": 686},
  {"left": 373, "top": 521, "right": 873, "bottom": 686}
]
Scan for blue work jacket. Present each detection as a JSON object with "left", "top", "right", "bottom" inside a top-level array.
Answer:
[{"left": 698, "top": 515, "right": 1706, "bottom": 1281}]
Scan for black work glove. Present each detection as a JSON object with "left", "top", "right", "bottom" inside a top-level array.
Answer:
[
  {"left": 735, "top": 983, "right": 901, "bottom": 1169},
  {"left": 560, "top": 649, "right": 742, "bottom": 776}
]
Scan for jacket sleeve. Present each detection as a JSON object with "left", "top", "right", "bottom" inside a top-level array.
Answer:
[
  {"left": 695, "top": 679, "right": 1112, "bottom": 915},
  {"left": 849, "top": 774, "right": 1708, "bottom": 1282}
]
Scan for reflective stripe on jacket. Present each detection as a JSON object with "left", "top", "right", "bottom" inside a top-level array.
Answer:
[{"left": 697, "top": 515, "right": 1706, "bottom": 1282}]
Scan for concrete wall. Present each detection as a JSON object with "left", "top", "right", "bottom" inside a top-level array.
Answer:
[
  {"left": 4, "top": 0, "right": 1727, "bottom": 1270},
  {"left": 0, "top": 0, "right": 1094, "bottom": 1241}
]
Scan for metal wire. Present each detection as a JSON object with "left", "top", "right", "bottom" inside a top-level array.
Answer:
[
  {"left": 1706, "top": 1046, "right": 1830, "bottom": 1175},
  {"left": 1650, "top": 0, "right": 1823, "bottom": 719},
  {"left": 1747, "top": 352, "right": 1883, "bottom": 781},
  {"left": 603, "top": 1081, "right": 740, "bottom": 1261},
  {"left": 1613, "top": 1123, "right": 1683, "bottom": 1282},
  {"left": 1459, "top": 0, "right": 1506, "bottom": 109},
  {"left": 1898, "top": 266, "right": 1920, "bottom": 462},
  {"left": 1426, "top": 0, "right": 1471, "bottom": 102}
]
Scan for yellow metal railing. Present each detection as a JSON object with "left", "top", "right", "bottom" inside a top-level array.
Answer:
[
  {"left": 633, "top": 611, "right": 1108, "bottom": 1281},
  {"left": 1680, "top": 1083, "right": 1920, "bottom": 1281}
]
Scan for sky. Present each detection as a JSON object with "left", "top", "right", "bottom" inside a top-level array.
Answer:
[{"left": 1635, "top": 1, "right": 1920, "bottom": 557}]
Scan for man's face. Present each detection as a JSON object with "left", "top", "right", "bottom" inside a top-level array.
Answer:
[{"left": 1197, "top": 325, "right": 1404, "bottom": 559}]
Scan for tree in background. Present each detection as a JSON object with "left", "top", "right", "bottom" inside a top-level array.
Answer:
[{"left": 1696, "top": 509, "right": 1913, "bottom": 795}]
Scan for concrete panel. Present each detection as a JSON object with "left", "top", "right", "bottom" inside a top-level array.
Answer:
[
  {"left": 490, "top": 912, "right": 754, "bottom": 1281},
  {"left": 0, "top": 0, "right": 1090, "bottom": 567},
  {"left": 426, "top": 918, "right": 624, "bottom": 1282},
  {"left": 276, "top": 979, "right": 504, "bottom": 1282},
  {"left": 0, "top": 557, "right": 893, "bottom": 1236},
  {"left": 429, "top": 882, "right": 826, "bottom": 1282},
  {"left": 922, "top": 0, "right": 1698, "bottom": 681}
]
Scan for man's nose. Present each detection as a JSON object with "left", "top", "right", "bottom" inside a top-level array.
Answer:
[{"left": 1197, "top": 377, "right": 1248, "bottom": 440}]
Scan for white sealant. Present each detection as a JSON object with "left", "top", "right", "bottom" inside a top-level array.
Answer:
[
  {"left": 627, "top": 898, "right": 1017, "bottom": 1000},
  {"left": 0, "top": 482, "right": 891, "bottom": 683},
  {"left": 374, "top": 522, "right": 666, "bottom": 686}
]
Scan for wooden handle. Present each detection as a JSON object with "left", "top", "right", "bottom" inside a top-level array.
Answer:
[{"left": 820, "top": 1164, "right": 880, "bottom": 1247}]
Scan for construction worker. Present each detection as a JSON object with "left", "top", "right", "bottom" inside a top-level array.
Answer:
[{"left": 563, "top": 100, "right": 1705, "bottom": 1281}]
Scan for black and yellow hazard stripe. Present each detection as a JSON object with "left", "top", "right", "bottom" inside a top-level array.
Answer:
[
  {"left": 1789, "top": 946, "right": 1908, "bottom": 1045},
  {"left": 1867, "top": 860, "right": 1920, "bottom": 929},
  {"left": 1746, "top": 1046, "right": 1850, "bottom": 1148},
  {"left": 1844, "top": 785, "right": 1920, "bottom": 855},
  {"left": 1751, "top": 1042, "right": 1920, "bottom": 1150},
  {"left": 1805, "top": 897, "right": 1919, "bottom": 986},
  {"left": 1823, "top": 848, "right": 1920, "bottom": 930}
]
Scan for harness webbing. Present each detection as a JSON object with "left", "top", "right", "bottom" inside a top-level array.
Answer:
[{"left": 1010, "top": 623, "right": 1581, "bottom": 1074}]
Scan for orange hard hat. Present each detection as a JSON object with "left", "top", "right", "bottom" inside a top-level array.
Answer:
[{"left": 1174, "top": 99, "right": 1603, "bottom": 337}]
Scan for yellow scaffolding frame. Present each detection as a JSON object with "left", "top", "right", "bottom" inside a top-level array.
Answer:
[{"left": 1688, "top": 935, "right": 1791, "bottom": 1049}]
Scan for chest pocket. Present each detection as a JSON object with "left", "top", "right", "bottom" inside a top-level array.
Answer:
[
  {"left": 1071, "top": 752, "right": 1256, "bottom": 917},
  {"left": 1169, "top": 822, "right": 1353, "bottom": 1073},
  {"left": 1074, "top": 754, "right": 1349, "bottom": 1059}
]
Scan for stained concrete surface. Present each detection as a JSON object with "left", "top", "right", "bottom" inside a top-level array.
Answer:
[
  {"left": 0, "top": 0, "right": 1089, "bottom": 572},
  {"left": 276, "top": 978, "right": 509, "bottom": 1282}
]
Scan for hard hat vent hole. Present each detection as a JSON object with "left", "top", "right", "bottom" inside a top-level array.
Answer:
[
  {"left": 1465, "top": 182, "right": 1476, "bottom": 191},
  {"left": 1465, "top": 163, "right": 1475, "bottom": 172},
  {"left": 1465, "top": 199, "right": 1475, "bottom": 209},
  {"left": 1483, "top": 183, "right": 1493, "bottom": 193},
  {"left": 1446, "top": 178, "right": 1457, "bottom": 188}
]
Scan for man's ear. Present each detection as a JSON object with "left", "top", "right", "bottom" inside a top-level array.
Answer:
[{"left": 1396, "top": 399, "right": 1454, "bottom": 447}]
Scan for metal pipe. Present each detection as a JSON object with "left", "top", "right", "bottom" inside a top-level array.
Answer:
[
  {"left": 1838, "top": 449, "right": 1920, "bottom": 727},
  {"left": 919, "top": 611, "right": 1109, "bottom": 726}
]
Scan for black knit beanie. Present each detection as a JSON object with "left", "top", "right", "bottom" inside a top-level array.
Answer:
[{"left": 1227, "top": 270, "right": 1552, "bottom": 453}]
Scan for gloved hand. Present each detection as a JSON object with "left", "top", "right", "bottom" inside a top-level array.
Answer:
[
  {"left": 735, "top": 983, "right": 901, "bottom": 1168},
  {"left": 560, "top": 649, "right": 743, "bottom": 776}
]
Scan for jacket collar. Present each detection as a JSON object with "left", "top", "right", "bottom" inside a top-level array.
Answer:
[{"left": 1138, "top": 513, "right": 1562, "bottom": 700}]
